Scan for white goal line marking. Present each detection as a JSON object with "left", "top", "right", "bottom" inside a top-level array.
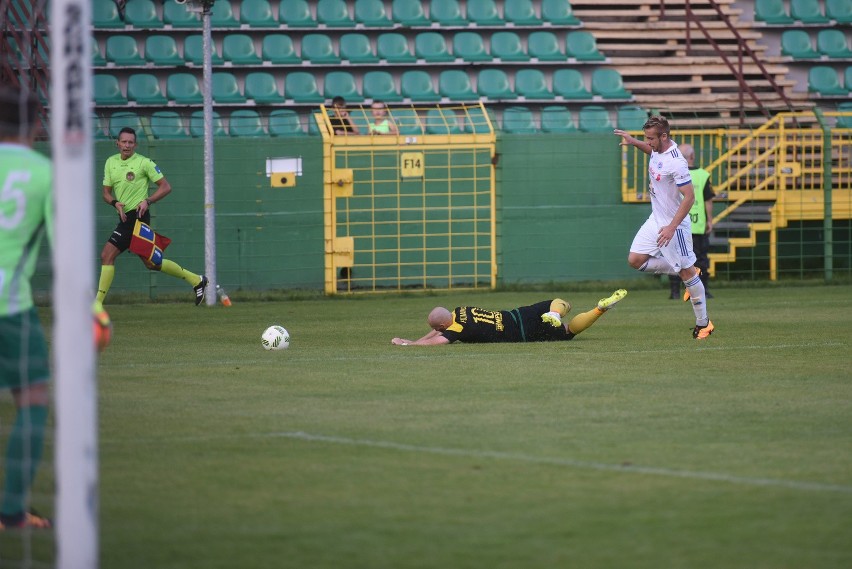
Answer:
[{"left": 269, "top": 431, "right": 852, "bottom": 495}]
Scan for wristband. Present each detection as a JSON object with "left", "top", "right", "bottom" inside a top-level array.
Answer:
[
  {"left": 110, "top": 199, "right": 118, "bottom": 207},
  {"left": 145, "top": 199, "right": 152, "bottom": 206}
]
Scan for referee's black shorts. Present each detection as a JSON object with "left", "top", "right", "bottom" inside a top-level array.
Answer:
[{"left": 108, "top": 209, "right": 150, "bottom": 252}]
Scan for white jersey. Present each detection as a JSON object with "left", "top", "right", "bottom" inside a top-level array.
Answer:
[{"left": 647, "top": 141, "right": 692, "bottom": 230}]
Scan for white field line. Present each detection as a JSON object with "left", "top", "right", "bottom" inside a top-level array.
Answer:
[{"left": 272, "top": 431, "right": 852, "bottom": 494}]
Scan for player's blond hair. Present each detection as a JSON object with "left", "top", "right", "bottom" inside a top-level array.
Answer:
[{"left": 643, "top": 115, "right": 671, "bottom": 137}]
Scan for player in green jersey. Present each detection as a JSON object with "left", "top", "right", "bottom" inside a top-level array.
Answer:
[
  {"left": 391, "top": 289, "right": 627, "bottom": 346},
  {"left": 0, "top": 86, "right": 52, "bottom": 530},
  {"left": 96, "top": 127, "right": 207, "bottom": 305}
]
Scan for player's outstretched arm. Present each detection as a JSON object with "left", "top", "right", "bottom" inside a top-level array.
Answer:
[
  {"left": 391, "top": 330, "right": 450, "bottom": 346},
  {"left": 613, "top": 129, "right": 652, "bottom": 155}
]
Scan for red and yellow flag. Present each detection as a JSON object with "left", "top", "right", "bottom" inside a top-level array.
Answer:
[{"left": 129, "top": 219, "right": 171, "bottom": 266}]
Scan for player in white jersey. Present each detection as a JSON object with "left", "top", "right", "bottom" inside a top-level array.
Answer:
[{"left": 614, "top": 115, "right": 714, "bottom": 339}]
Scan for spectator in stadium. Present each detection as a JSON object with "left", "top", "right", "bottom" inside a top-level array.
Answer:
[
  {"left": 0, "top": 86, "right": 53, "bottom": 530},
  {"left": 614, "top": 116, "right": 714, "bottom": 339},
  {"left": 668, "top": 143, "right": 715, "bottom": 300},
  {"left": 391, "top": 289, "right": 627, "bottom": 346},
  {"left": 368, "top": 100, "right": 399, "bottom": 135},
  {"left": 96, "top": 127, "right": 208, "bottom": 305},
  {"left": 329, "top": 96, "right": 360, "bottom": 136}
]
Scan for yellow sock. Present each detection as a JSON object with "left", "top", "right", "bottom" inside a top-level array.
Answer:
[
  {"left": 96, "top": 265, "right": 115, "bottom": 303},
  {"left": 160, "top": 259, "right": 201, "bottom": 286},
  {"left": 566, "top": 307, "right": 605, "bottom": 335},
  {"left": 550, "top": 298, "right": 571, "bottom": 317}
]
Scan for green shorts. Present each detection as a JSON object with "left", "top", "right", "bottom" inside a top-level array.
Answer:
[{"left": 0, "top": 308, "right": 50, "bottom": 390}]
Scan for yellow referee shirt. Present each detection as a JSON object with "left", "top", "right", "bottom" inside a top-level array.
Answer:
[{"left": 102, "top": 153, "right": 163, "bottom": 210}]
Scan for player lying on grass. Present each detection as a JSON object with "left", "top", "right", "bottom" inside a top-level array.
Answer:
[{"left": 391, "top": 289, "right": 627, "bottom": 346}]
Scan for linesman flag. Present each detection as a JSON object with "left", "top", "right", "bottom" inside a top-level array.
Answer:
[{"left": 129, "top": 219, "right": 171, "bottom": 267}]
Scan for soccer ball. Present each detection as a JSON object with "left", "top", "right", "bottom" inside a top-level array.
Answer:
[{"left": 261, "top": 325, "right": 290, "bottom": 350}]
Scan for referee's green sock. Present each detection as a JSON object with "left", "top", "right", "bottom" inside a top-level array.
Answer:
[
  {"left": 96, "top": 265, "right": 115, "bottom": 303},
  {"left": 160, "top": 259, "right": 202, "bottom": 286}
]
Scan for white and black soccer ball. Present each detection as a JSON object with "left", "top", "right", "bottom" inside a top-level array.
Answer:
[{"left": 261, "top": 325, "right": 290, "bottom": 350}]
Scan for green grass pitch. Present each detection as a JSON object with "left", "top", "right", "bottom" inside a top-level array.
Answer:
[{"left": 4, "top": 284, "right": 852, "bottom": 568}]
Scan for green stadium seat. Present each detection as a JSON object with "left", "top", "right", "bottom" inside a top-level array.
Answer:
[
  {"left": 781, "top": 30, "right": 819, "bottom": 59},
  {"left": 262, "top": 34, "right": 300, "bottom": 64},
  {"left": 223, "top": 34, "right": 262, "bottom": 64},
  {"left": 827, "top": 0, "right": 852, "bottom": 23},
  {"left": 127, "top": 73, "right": 168, "bottom": 105},
  {"left": 515, "top": 69, "right": 554, "bottom": 100},
  {"left": 167, "top": 73, "right": 203, "bottom": 104},
  {"left": 378, "top": 33, "right": 416, "bottom": 63},
  {"left": 285, "top": 72, "right": 324, "bottom": 103},
  {"left": 301, "top": 34, "right": 340, "bottom": 64},
  {"left": 363, "top": 71, "right": 403, "bottom": 102},
  {"left": 552, "top": 68, "right": 591, "bottom": 99},
  {"left": 491, "top": 31, "right": 529, "bottom": 62},
  {"left": 94, "top": 74, "right": 127, "bottom": 105},
  {"left": 92, "top": 40, "right": 106, "bottom": 66},
  {"left": 145, "top": 35, "right": 184, "bottom": 66},
  {"left": 390, "top": 108, "right": 424, "bottom": 135},
  {"left": 424, "top": 108, "right": 462, "bottom": 134},
  {"left": 502, "top": 106, "right": 537, "bottom": 133},
  {"left": 591, "top": 68, "right": 632, "bottom": 99},
  {"left": 401, "top": 70, "right": 441, "bottom": 101},
  {"left": 150, "top": 111, "right": 188, "bottom": 139},
  {"left": 109, "top": 112, "right": 143, "bottom": 138},
  {"left": 439, "top": 69, "right": 479, "bottom": 101},
  {"left": 340, "top": 33, "right": 379, "bottom": 63},
  {"left": 212, "top": 72, "right": 246, "bottom": 104},
  {"left": 414, "top": 32, "right": 453, "bottom": 62},
  {"left": 528, "top": 31, "right": 566, "bottom": 62},
  {"left": 184, "top": 35, "right": 224, "bottom": 65},
  {"left": 808, "top": 66, "right": 847, "bottom": 96},
  {"left": 540, "top": 105, "right": 577, "bottom": 133},
  {"left": 93, "top": 115, "right": 110, "bottom": 139},
  {"left": 106, "top": 36, "right": 145, "bottom": 66},
  {"left": 308, "top": 111, "right": 322, "bottom": 135},
  {"left": 566, "top": 31, "right": 606, "bottom": 61},
  {"left": 466, "top": 0, "right": 504, "bottom": 25},
  {"left": 240, "top": 0, "right": 278, "bottom": 27},
  {"left": 791, "top": 0, "right": 830, "bottom": 23},
  {"left": 279, "top": 0, "right": 317, "bottom": 27},
  {"left": 461, "top": 106, "right": 496, "bottom": 133},
  {"left": 190, "top": 110, "right": 226, "bottom": 137},
  {"left": 578, "top": 105, "right": 613, "bottom": 132},
  {"left": 317, "top": 0, "right": 356, "bottom": 27},
  {"left": 429, "top": 0, "right": 467, "bottom": 26},
  {"left": 163, "top": 0, "right": 201, "bottom": 27},
  {"left": 754, "top": 0, "right": 794, "bottom": 24},
  {"left": 392, "top": 0, "right": 431, "bottom": 26},
  {"left": 210, "top": 0, "right": 239, "bottom": 27},
  {"left": 229, "top": 110, "right": 265, "bottom": 137},
  {"left": 355, "top": 0, "right": 394, "bottom": 26},
  {"left": 93, "top": 0, "right": 124, "bottom": 28},
  {"left": 817, "top": 29, "right": 852, "bottom": 58},
  {"left": 245, "top": 71, "right": 285, "bottom": 104},
  {"left": 453, "top": 31, "right": 492, "bottom": 62},
  {"left": 541, "top": 0, "right": 580, "bottom": 25},
  {"left": 476, "top": 69, "right": 514, "bottom": 100},
  {"left": 846, "top": 66, "right": 852, "bottom": 91},
  {"left": 836, "top": 101, "right": 852, "bottom": 128},
  {"left": 324, "top": 71, "right": 364, "bottom": 103},
  {"left": 617, "top": 105, "right": 649, "bottom": 130},
  {"left": 124, "top": 0, "right": 164, "bottom": 28},
  {"left": 504, "top": 0, "right": 542, "bottom": 25},
  {"left": 269, "top": 109, "right": 306, "bottom": 136}
]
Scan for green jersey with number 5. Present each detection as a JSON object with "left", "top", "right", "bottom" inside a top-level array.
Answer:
[{"left": 0, "top": 143, "right": 53, "bottom": 315}]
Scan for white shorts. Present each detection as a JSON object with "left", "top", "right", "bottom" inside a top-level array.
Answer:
[{"left": 630, "top": 215, "right": 696, "bottom": 272}]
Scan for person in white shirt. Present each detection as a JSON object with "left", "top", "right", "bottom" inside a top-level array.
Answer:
[{"left": 614, "top": 116, "right": 714, "bottom": 339}]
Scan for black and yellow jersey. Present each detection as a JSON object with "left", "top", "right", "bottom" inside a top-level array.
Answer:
[{"left": 440, "top": 300, "right": 575, "bottom": 343}]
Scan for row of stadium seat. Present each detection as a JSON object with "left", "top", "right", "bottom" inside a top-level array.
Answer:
[
  {"left": 781, "top": 29, "right": 852, "bottom": 60},
  {"left": 94, "top": 30, "right": 605, "bottom": 68},
  {"left": 754, "top": 0, "right": 852, "bottom": 25},
  {"left": 94, "top": 104, "right": 650, "bottom": 139},
  {"left": 95, "top": 0, "right": 581, "bottom": 30},
  {"left": 93, "top": 68, "right": 631, "bottom": 107},
  {"left": 808, "top": 65, "right": 852, "bottom": 97}
]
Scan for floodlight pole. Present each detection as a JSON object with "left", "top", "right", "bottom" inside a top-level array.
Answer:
[{"left": 202, "top": 0, "right": 218, "bottom": 304}]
